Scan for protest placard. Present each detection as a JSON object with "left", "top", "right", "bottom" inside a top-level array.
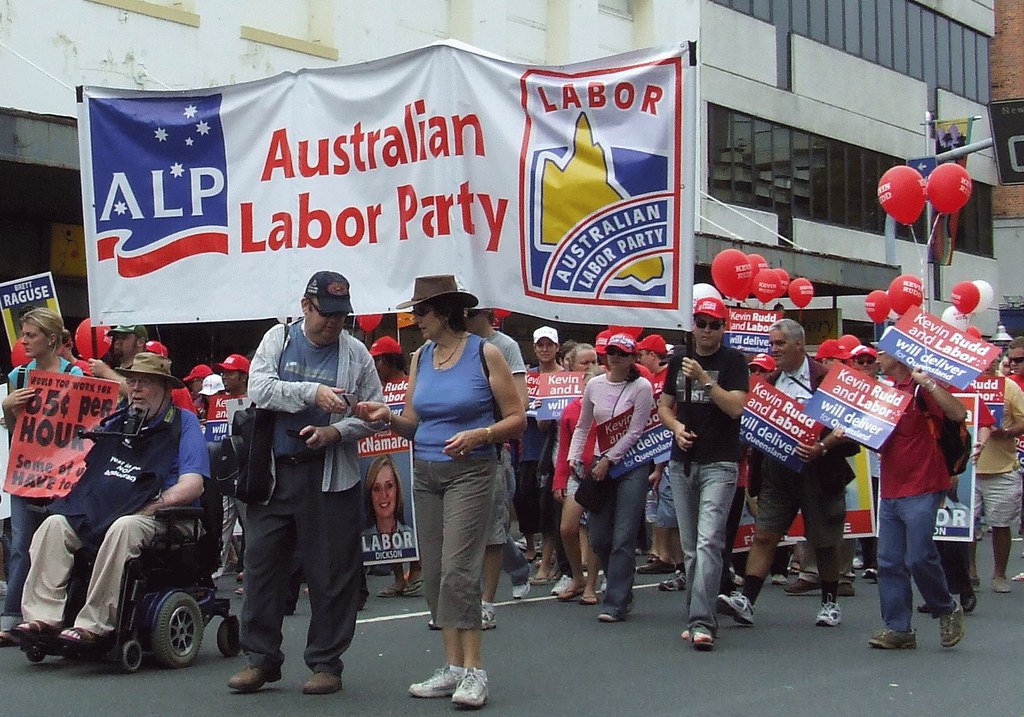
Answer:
[
  {"left": 204, "top": 394, "right": 230, "bottom": 442},
  {"left": 358, "top": 378, "right": 417, "bottom": 565},
  {"left": 725, "top": 307, "right": 782, "bottom": 354},
  {"left": 0, "top": 386, "right": 8, "bottom": 521},
  {"left": 803, "top": 363, "right": 912, "bottom": 450},
  {"left": 3, "top": 371, "right": 119, "bottom": 499},
  {"left": 877, "top": 307, "right": 1001, "bottom": 389},
  {"left": 739, "top": 380, "right": 822, "bottom": 472},
  {"left": 968, "top": 375, "right": 1005, "bottom": 426},
  {"left": 533, "top": 371, "right": 586, "bottom": 420},
  {"left": 934, "top": 394, "right": 979, "bottom": 542},
  {"left": 0, "top": 272, "right": 61, "bottom": 349}
]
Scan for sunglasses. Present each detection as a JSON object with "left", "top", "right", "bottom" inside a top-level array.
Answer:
[
  {"left": 411, "top": 304, "right": 433, "bottom": 317},
  {"left": 1009, "top": 356, "right": 1024, "bottom": 365},
  {"left": 309, "top": 301, "right": 346, "bottom": 320},
  {"left": 694, "top": 319, "right": 723, "bottom": 331},
  {"left": 606, "top": 347, "right": 632, "bottom": 357},
  {"left": 854, "top": 357, "right": 876, "bottom": 366}
]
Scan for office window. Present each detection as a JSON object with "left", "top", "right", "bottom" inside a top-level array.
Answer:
[
  {"left": 843, "top": 0, "right": 860, "bottom": 54},
  {"left": 752, "top": 0, "right": 772, "bottom": 22},
  {"left": 826, "top": 0, "right": 844, "bottom": 50},
  {"left": 907, "top": 3, "right": 922, "bottom": 78},
  {"left": 921, "top": 11, "right": 937, "bottom": 89},
  {"left": 791, "top": 0, "right": 809, "bottom": 36},
  {"left": 976, "top": 35, "right": 990, "bottom": 104},
  {"left": 891, "top": 0, "right": 907, "bottom": 74},
  {"left": 935, "top": 15, "right": 950, "bottom": 88},
  {"left": 949, "top": 23, "right": 964, "bottom": 96}
]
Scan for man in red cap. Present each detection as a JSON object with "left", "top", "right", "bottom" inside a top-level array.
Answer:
[
  {"left": 658, "top": 296, "right": 749, "bottom": 650},
  {"left": 747, "top": 353, "right": 777, "bottom": 376},
  {"left": 183, "top": 364, "right": 214, "bottom": 401},
  {"left": 217, "top": 354, "right": 251, "bottom": 398}
]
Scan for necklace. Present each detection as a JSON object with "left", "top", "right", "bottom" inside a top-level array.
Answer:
[{"left": 435, "top": 334, "right": 467, "bottom": 368}]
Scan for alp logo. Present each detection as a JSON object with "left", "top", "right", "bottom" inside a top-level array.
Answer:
[
  {"left": 89, "top": 95, "right": 229, "bottom": 278},
  {"left": 519, "top": 60, "right": 681, "bottom": 308}
]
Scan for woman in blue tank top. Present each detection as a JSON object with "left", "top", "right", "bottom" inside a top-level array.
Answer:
[{"left": 357, "top": 275, "right": 525, "bottom": 709}]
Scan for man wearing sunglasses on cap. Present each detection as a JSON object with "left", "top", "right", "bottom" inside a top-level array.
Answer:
[
  {"left": 658, "top": 297, "right": 748, "bottom": 650},
  {"left": 1006, "top": 338, "right": 1024, "bottom": 393}
]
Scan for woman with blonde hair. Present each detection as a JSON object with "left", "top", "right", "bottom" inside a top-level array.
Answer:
[{"left": 1, "top": 308, "right": 83, "bottom": 647}]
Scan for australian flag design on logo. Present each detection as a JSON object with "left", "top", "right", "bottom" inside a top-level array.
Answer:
[{"left": 90, "top": 95, "right": 229, "bottom": 277}]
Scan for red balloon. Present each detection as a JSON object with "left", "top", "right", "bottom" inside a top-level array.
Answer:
[
  {"left": 950, "top": 281, "right": 980, "bottom": 315},
  {"left": 74, "top": 318, "right": 112, "bottom": 361},
  {"left": 492, "top": 308, "right": 512, "bottom": 321},
  {"left": 837, "top": 334, "right": 860, "bottom": 351},
  {"left": 711, "top": 249, "right": 754, "bottom": 300},
  {"left": 788, "top": 278, "right": 814, "bottom": 308},
  {"left": 864, "top": 290, "right": 891, "bottom": 323},
  {"left": 10, "top": 340, "right": 29, "bottom": 367},
  {"left": 926, "top": 162, "right": 973, "bottom": 214},
  {"left": 877, "top": 165, "right": 927, "bottom": 225},
  {"left": 774, "top": 268, "right": 791, "bottom": 293},
  {"left": 965, "top": 326, "right": 982, "bottom": 339},
  {"left": 752, "top": 268, "right": 782, "bottom": 304},
  {"left": 747, "top": 253, "right": 769, "bottom": 278},
  {"left": 356, "top": 314, "right": 383, "bottom": 333},
  {"left": 887, "top": 274, "right": 924, "bottom": 315},
  {"left": 145, "top": 340, "right": 169, "bottom": 358}
]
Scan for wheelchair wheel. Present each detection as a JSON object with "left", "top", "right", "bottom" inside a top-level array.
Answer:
[
  {"left": 152, "top": 591, "right": 203, "bottom": 669},
  {"left": 216, "top": 615, "right": 240, "bottom": 657},
  {"left": 120, "top": 640, "right": 143, "bottom": 673},
  {"left": 25, "top": 645, "right": 46, "bottom": 663}
]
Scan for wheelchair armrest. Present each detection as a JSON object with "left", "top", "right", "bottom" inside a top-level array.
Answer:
[{"left": 154, "top": 506, "right": 205, "bottom": 521}]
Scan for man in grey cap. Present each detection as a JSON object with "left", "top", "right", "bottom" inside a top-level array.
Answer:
[
  {"left": 228, "top": 271, "right": 385, "bottom": 696},
  {"left": 90, "top": 325, "right": 148, "bottom": 397}
]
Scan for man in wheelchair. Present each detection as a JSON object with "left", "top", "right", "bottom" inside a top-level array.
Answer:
[{"left": 11, "top": 352, "right": 208, "bottom": 648}]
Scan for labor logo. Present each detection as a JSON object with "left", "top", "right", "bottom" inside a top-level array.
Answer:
[
  {"left": 88, "top": 95, "right": 230, "bottom": 278},
  {"left": 519, "top": 58, "right": 682, "bottom": 308}
]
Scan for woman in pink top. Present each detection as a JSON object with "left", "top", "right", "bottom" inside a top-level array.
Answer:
[
  {"left": 568, "top": 334, "right": 654, "bottom": 623},
  {"left": 552, "top": 345, "right": 601, "bottom": 604}
]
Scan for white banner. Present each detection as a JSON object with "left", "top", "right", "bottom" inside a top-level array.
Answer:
[{"left": 78, "top": 42, "right": 694, "bottom": 327}]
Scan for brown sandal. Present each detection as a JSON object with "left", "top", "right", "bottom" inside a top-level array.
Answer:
[
  {"left": 10, "top": 620, "right": 60, "bottom": 639},
  {"left": 59, "top": 627, "right": 104, "bottom": 646}
]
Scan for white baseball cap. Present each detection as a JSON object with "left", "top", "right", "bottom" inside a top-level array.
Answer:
[
  {"left": 199, "top": 374, "right": 226, "bottom": 396},
  {"left": 533, "top": 326, "right": 559, "bottom": 344}
]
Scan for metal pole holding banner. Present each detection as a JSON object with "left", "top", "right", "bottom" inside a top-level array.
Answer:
[{"left": 679, "top": 41, "right": 698, "bottom": 333}]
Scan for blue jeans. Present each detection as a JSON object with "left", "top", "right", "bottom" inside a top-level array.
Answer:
[
  {"left": 669, "top": 460, "right": 738, "bottom": 635},
  {"left": 2, "top": 495, "right": 47, "bottom": 631},
  {"left": 877, "top": 491, "right": 955, "bottom": 632},
  {"left": 587, "top": 465, "right": 648, "bottom": 619}
]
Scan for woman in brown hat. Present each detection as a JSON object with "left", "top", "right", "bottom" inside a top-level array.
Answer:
[{"left": 357, "top": 275, "right": 525, "bottom": 709}]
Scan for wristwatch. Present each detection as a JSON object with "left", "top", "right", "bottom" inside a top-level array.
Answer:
[{"left": 703, "top": 378, "right": 716, "bottom": 392}]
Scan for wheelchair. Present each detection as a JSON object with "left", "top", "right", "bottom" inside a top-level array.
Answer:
[{"left": 19, "top": 481, "right": 240, "bottom": 672}]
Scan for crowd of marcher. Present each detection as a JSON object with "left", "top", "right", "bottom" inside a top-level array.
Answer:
[{"left": 4, "top": 270, "right": 1022, "bottom": 710}]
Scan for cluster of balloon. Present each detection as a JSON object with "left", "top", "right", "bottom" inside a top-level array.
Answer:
[
  {"left": 877, "top": 162, "right": 973, "bottom": 227},
  {"left": 74, "top": 318, "right": 112, "bottom": 361},
  {"left": 941, "top": 279, "right": 994, "bottom": 331},
  {"left": 709, "top": 250, "right": 812, "bottom": 308}
]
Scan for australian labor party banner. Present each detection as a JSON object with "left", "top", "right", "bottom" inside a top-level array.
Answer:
[
  {"left": 78, "top": 43, "right": 692, "bottom": 328},
  {"left": 725, "top": 308, "right": 781, "bottom": 354},
  {"left": 877, "top": 307, "right": 1000, "bottom": 389},
  {"left": 3, "top": 372, "right": 119, "bottom": 499},
  {"left": 803, "top": 363, "right": 912, "bottom": 450},
  {"left": 0, "top": 272, "right": 61, "bottom": 349},
  {"left": 358, "top": 378, "right": 417, "bottom": 565},
  {"left": 740, "top": 381, "right": 822, "bottom": 472}
]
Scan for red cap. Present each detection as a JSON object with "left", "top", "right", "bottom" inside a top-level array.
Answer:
[
  {"left": 637, "top": 334, "right": 668, "bottom": 355},
  {"left": 606, "top": 333, "right": 637, "bottom": 355},
  {"left": 608, "top": 325, "right": 643, "bottom": 340},
  {"left": 815, "top": 339, "right": 852, "bottom": 361},
  {"left": 693, "top": 297, "right": 728, "bottom": 320},
  {"left": 850, "top": 344, "right": 878, "bottom": 360},
  {"left": 183, "top": 364, "right": 213, "bottom": 383},
  {"left": 216, "top": 353, "right": 251, "bottom": 373},
  {"left": 748, "top": 353, "right": 777, "bottom": 371},
  {"left": 595, "top": 329, "right": 612, "bottom": 355},
  {"left": 144, "top": 340, "right": 169, "bottom": 358},
  {"left": 369, "top": 336, "right": 403, "bottom": 357}
]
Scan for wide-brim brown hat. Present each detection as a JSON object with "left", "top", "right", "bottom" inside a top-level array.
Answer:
[
  {"left": 396, "top": 274, "right": 478, "bottom": 310},
  {"left": 114, "top": 351, "right": 185, "bottom": 388}
]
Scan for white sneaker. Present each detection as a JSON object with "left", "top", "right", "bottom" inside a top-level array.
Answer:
[
  {"left": 451, "top": 668, "right": 488, "bottom": 709},
  {"left": 550, "top": 575, "right": 572, "bottom": 596},
  {"left": 815, "top": 601, "right": 842, "bottom": 627},
  {"left": 409, "top": 666, "right": 461, "bottom": 698},
  {"left": 480, "top": 603, "right": 496, "bottom": 630},
  {"left": 716, "top": 591, "right": 754, "bottom": 625},
  {"left": 511, "top": 581, "right": 531, "bottom": 600}
]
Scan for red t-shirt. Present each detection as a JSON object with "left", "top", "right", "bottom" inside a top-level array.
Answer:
[
  {"left": 878, "top": 378, "right": 949, "bottom": 499},
  {"left": 1009, "top": 374, "right": 1024, "bottom": 393},
  {"left": 552, "top": 398, "right": 597, "bottom": 493},
  {"left": 171, "top": 387, "right": 197, "bottom": 414}
]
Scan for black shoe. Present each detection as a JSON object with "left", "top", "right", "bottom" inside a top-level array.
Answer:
[{"left": 960, "top": 591, "right": 977, "bottom": 614}]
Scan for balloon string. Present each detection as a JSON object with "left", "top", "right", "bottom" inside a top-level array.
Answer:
[{"left": 906, "top": 225, "right": 927, "bottom": 295}]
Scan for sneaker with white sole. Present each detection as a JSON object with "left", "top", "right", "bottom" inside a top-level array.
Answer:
[
  {"left": 480, "top": 603, "right": 496, "bottom": 631},
  {"left": 815, "top": 601, "right": 842, "bottom": 627},
  {"left": 451, "top": 668, "right": 488, "bottom": 709},
  {"left": 511, "top": 581, "right": 531, "bottom": 600},
  {"left": 409, "top": 666, "right": 461, "bottom": 698},
  {"left": 550, "top": 575, "right": 573, "bottom": 596},
  {"left": 658, "top": 570, "right": 686, "bottom": 591},
  {"left": 716, "top": 591, "right": 754, "bottom": 625},
  {"left": 939, "top": 605, "right": 965, "bottom": 647}
]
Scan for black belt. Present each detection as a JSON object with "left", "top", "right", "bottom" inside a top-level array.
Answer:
[{"left": 277, "top": 453, "right": 325, "bottom": 466}]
